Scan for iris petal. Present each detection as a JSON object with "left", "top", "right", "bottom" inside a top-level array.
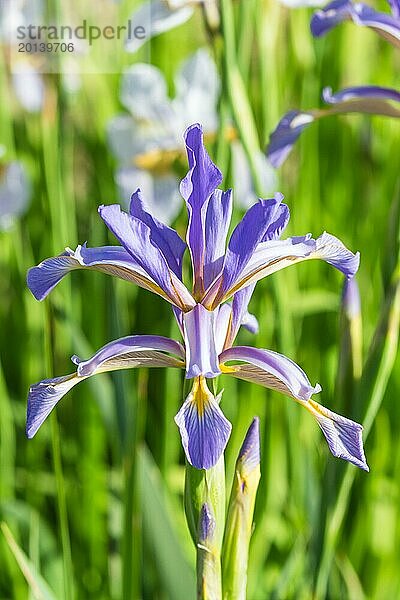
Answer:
[
  {"left": 305, "top": 399, "right": 369, "bottom": 471},
  {"left": 27, "top": 244, "right": 175, "bottom": 304},
  {"left": 174, "top": 377, "right": 232, "bottom": 470},
  {"left": 99, "top": 204, "right": 195, "bottom": 310},
  {"left": 27, "top": 336, "right": 185, "bottom": 438},
  {"left": 180, "top": 123, "right": 223, "bottom": 296},
  {"left": 183, "top": 304, "right": 221, "bottom": 378}
]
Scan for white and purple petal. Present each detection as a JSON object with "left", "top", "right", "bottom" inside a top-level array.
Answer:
[
  {"left": 203, "top": 189, "right": 233, "bottom": 289},
  {"left": 174, "top": 377, "right": 232, "bottom": 470},
  {"left": 180, "top": 123, "right": 223, "bottom": 296},
  {"left": 183, "top": 304, "right": 221, "bottom": 379},
  {"left": 310, "top": 0, "right": 354, "bottom": 36},
  {"left": 220, "top": 345, "right": 322, "bottom": 401},
  {"left": 305, "top": 399, "right": 369, "bottom": 470},
  {"left": 129, "top": 188, "right": 186, "bottom": 277},
  {"left": 27, "top": 244, "right": 177, "bottom": 305},
  {"left": 27, "top": 335, "right": 185, "bottom": 438},
  {"left": 99, "top": 204, "right": 195, "bottom": 310},
  {"left": 203, "top": 194, "right": 289, "bottom": 307}
]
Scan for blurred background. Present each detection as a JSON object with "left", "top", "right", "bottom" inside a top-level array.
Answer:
[{"left": 1, "top": 0, "right": 399, "bottom": 598}]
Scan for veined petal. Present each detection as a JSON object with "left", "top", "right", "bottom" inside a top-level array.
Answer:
[
  {"left": 174, "top": 377, "right": 232, "bottom": 469},
  {"left": 219, "top": 346, "right": 321, "bottom": 401},
  {"left": 214, "top": 303, "right": 232, "bottom": 356},
  {"left": 220, "top": 346, "right": 368, "bottom": 470},
  {"left": 129, "top": 189, "right": 186, "bottom": 277},
  {"left": 203, "top": 189, "right": 233, "bottom": 289},
  {"left": 72, "top": 334, "right": 185, "bottom": 376},
  {"left": 99, "top": 204, "right": 195, "bottom": 310},
  {"left": 27, "top": 335, "right": 185, "bottom": 438},
  {"left": 226, "top": 284, "right": 256, "bottom": 348},
  {"left": 304, "top": 399, "right": 369, "bottom": 471},
  {"left": 183, "top": 304, "right": 221, "bottom": 378},
  {"left": 180, "top": 124, "right": 223, "bottom": 296},
  {"left": 27, "top": 244, "right": 174, "bottom": 304},
  {"left": 212, "top": 232, "right": 359, "bottom": 303},
  {"left": 125, "top": 0, "right": 194, "bottom": 53},
  {"left": 203, "top": 194, "right": 289, "bottom": 308}
]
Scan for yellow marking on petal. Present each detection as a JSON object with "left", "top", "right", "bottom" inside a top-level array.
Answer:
[
  {"left": 191, "top": 376, "right": 213, "bottom": 418},
  {"left": 220, "top": 363, "right": 238, "bottom": 374}
]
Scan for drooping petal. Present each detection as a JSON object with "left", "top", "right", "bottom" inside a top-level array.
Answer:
[
  {"left": 304, "top": 399, "right": 369, "bottom": 471},
  {"left": 129, "top": 189, "right": 186, "bottom": 277},
  {"left": 125, "top": 0, "right": 194, "bottom": 53},
  {"left": 72, "top": 334, "right": 185, "bottom": 376},
  {"left": 219, "top": 346, "right": 368, "bottom": 470},
  {"left": 27, "top": 335, "right": 185, "bottom": 438},
  {"left": 27, "top": 244, "right": 182, "bottom": 306},
  {"left": 174, "top": 377, "right": 232, "bottom": 469},
  {"left": 183, "top": 304, "right": 221, "bottom": 379},
  {"left": 312, "top": 0, "right": 400, "bottom": 47},
  {"left": 219, "top": 346, "right": 322, "bottom": 401},
  {"left": 203, "top": 189, "right": 233, "bottom": 289},
  {"left": 267, "top": 86, "right": 400, "bottom": 167},
  {"left": 203, "top": 194, "right": 289, "bottom": 307},
  {"left": 211, "top": 232, "right": 359, "bottom": 303},
  {"left": 99, "top": 204, "right": 195, "bottom": 310},
  {"left": 180, "top": 124, "right": 223, "bottom": 296}
]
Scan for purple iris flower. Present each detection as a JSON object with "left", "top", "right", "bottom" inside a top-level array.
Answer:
[
  {"left": 311, "top": 0, "right": 400, "bottom": 48},
  {"left": 27, "top": 123, "right": 368, "bottom": 472},
  {"left": 267, "top": 85, "right": 400, "bottom": 167}
]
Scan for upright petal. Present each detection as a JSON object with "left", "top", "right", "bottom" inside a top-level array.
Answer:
[
  {"left": 203, "top": 189, "right": 233, "bottom": 289},
  {"left": 125, "top": 0, "right": 194, "bottom": 53},
  {"left": 174, "top": 377, "right": 232, "bottom": 469},
  {"left": 203, "top": 194, "right": 289, "bottom": 308},
  {"left": 27, "top": 335, "right": 185, "bottom": 438},
  {"left": 180, "top": 124, "right": 223, "bottom": 297},
  {"left": 183, "top": 304, "right": 221, "bottom": 379},
  {"left": 129, "top": 189, "right": 186, "bottom": 277},
  {"left": 99, "top": 204, "right": 195, "bottom": 310}
]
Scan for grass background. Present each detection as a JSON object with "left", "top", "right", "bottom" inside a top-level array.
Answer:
[{"left": 1, "top": 0, "right": 400, "bottom": 598}]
